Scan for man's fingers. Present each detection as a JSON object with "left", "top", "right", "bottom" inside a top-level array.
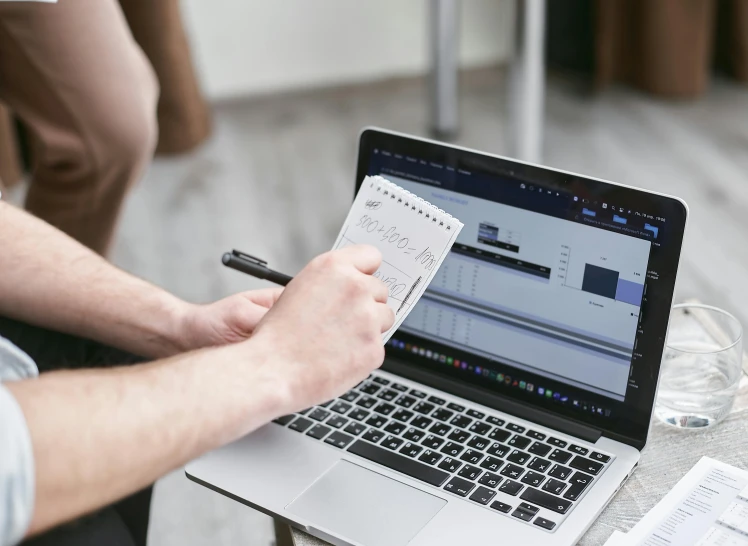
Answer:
[
  {"left": 379, "top": 303, "right": 396, "bottom": 333},
  {"left": 335, "top": 245, "right": 382, "bottom": 275},
  {"left": 366, "top": 276, "right": 390, "bottom": 304}
]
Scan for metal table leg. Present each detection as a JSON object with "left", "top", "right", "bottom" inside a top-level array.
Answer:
[{"left": 429, "top": 0, "right": 460, "bottom": 140}]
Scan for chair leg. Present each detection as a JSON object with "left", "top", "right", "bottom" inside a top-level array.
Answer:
[{"left": 273, "top": 519, "right": 296, "bottom": 546}]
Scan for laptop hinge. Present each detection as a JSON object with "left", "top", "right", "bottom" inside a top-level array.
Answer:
[{"left": 383, "top": 358, "right": 602, "bottom": 444}]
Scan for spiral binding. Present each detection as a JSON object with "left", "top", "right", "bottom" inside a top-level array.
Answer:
[{"left": 366, "top": 175, "right": 462, "bottom": 231}]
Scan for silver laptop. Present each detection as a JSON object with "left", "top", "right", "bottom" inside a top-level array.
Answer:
[{"left": 186, "top": 128, "right": 688, "bottom": 546}]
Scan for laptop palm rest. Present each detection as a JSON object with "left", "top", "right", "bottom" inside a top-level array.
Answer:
[{"left": 286, "top": 460, "right": 445, "bottom": 546}]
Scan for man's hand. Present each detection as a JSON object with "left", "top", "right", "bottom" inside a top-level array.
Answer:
[
  {"left": 177, "top": 287, "right": 283, "bottom": 351},
  {"left": 249, "top": 245, "right": 395, "bottom": 414}
]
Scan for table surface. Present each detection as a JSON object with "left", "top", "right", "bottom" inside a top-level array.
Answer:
[{"left": 290, "top": 375, "right": 748, "bottom": 546}]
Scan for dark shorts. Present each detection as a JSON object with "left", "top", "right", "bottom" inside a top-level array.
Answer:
[{"left": 0, "top": 317, "right": 153, "bottom": 546}]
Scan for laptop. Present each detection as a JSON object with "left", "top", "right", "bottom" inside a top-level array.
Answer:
[{"left": 186, "top": 128, "right": 688, "bottom": 546}]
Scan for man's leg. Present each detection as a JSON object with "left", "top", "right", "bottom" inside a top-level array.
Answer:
[
  {"left": 0, "top": 0, "right": 159, "bottom": 255},
  {"left": 0, "top": 317, "right": 153, "bottom": 546}
]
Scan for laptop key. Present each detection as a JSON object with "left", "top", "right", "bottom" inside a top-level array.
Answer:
[
  {"left": 542, "top": 478, "right": 568, "bottom": 495},
  {"left": 486, "top": 416, "right": 505, "bottom": 426},
  {"left": 479, "top": 471, "right": 502, "bottom": 488},
  {"left": 359, "top": 383, "right": 380, "bottom": 395},
  {"left": 395, "top": 395, "right": 417, "bottom": 408},
  {"left": 487, "top": 442, "right": 510, "bottom": 458},
  {"left": 447, "top": 429, "right": 470, "bottom": 443},
  {"left": 391, "top": 383, "right": 408, "bottom": 392},
  {"left": 457, "top": 464, "right": 481, "bottom": 481},
  {"left": 365, "top": 415, "right": 387, "bottom": 428},
  {"left": 549, "top": 449, "right": 572, "bottom": 464},
  {"left": 569, "top": 456, "right": 604, "bottom": 475},
  {"left": 327, "top": 415, "right": 348, "bottom": 429},
  {"left": 506, "top": 423, "right": 526, "bottom": 433},
  {"left": 512, "top": 503, "right": 538, "bottom": 522},
  {"left": 459, "top": 449, "right": 484, "bottom": 465},
  {"left": 413, "top": 402, "right": 435, "bottom": 415},
  {"left": 467, "top": 436, "right": 490, "bottom": 450},
  {"left": 590, "top": 452, "right": 611, "bottom": 463},
  {"left": 534, "top": 517, "right": 556, "bottom": 531},
  {"left": 399, "top": 442, "right": 423, "bottom": 458},
  {"left": 547, "top": 437, "right": 568, "bottom": 448},
  {"left": 507, "top": 450, "right": 530, "bottom": 465},
  {"left": 528, "top": 457, "right": 551, "bottom": 473},
  {"left": 438, "top": 457, "right": 462, "bottom": 473},
  {"left": 324, "top": 431, "right": 354, "bottom": 449},
  {"left": 377, "top": 389, "right": 399, "bottom": 402},
  {"left": 348, "top": 408, "right": 370, "bottom": 421},
  {"left": 569, "top": 444, "right": 589, "bottom": 456},
  {"left": 343, "top": 422, "right": 366, "bottom": 436},
  {"left": 273, "top": 415, "right": 295, "bottom": 426},
  {"left": 520, "top": 471, "right": 546, "bottom": 488},
  {"left": 362, "top": 429, "right": 385, "bottom": 443},
  {"left": 429, "top": 422, "right": 451, "bottom": 436},
  {"left": 508, "top": 435, "right": 532, "bottom": 450},
  {"left": 447, "top": 402, "right": 466, "bottom": 412},
  {"left": 381, "top": 435, "right": 404, "bottom": 451},
  {"left": 348, "top": 440, "right": 450, "bottom": 487},
  {"left": 308, "top": 408, "right": 331, "bottom": 422},
  {"left": 356, "top": 396, "right": 377, "bottom": 409},
  {"left": 392, "top": 409, "right": 414, "bottom": 422},
  {"left": 564, "top": 472, "right": 594, "bottom": 501},
  {"left": 469, "top": 486, "right": 496, "bottom": 505},
  {"left": 468, "top": 422, "right": 492, "bottom": 436},
  {"left": 422, "top": 435, "right": 444, "bottom": 449},
  {"left": 450, "top": 415, "right": 472, "bottom": 429},
  {"left": 549, "top": 464, "right": 573, "bottom": 480},
  {"left": 409, "top": 389, "right": 427, "bottom": 399},
  {"left": 480, "top": 456, "right": 504, "bottom": 472},
  {"left": 499, "top": 479, "right": 523, "bottom": 496},
  {"left": 488, "top": 428, "right": 512, "bottom": 443},
  {"left": 329, "top": 401, "right": 352, "bottom": 414},
  {"left": 410, "top": 416, "right": 433, "bottom": 429},
  {"left": 526, "top": 430, "right": 546, "bottom": 441},
  {"left": 372, "top": 376, "right": 390, "bottom": 386},
  {"left": 490, "top": 501, "right": 512, "bottom": 513},
  {"left": 440, "top": 441, "right": 464, "bottom": 457},
  {"left": 374, "top": 403, "right": 396, "bottom": 416},
  {"left": 500, "top": 464, "right": 525, "bottom": 481},
  {"left": 428, "top": 395, "right": 446, "bottom": 406},
  {"left": 418, "top": 449, "right": 442, "bottom": 466},
  {"left": 528, "top": 442, "right": 552, "bottom": 456},
  {"left": 443, "top": 476, "right": 475, "bottom": 497},
  {"left": 466, "top": 409, "right": 485, "bottom": 419},
  {"left": 297, "top": 408, "right": 310, "bottom": 415},
  {"left": 403, "top": 427, "right": 425, "bottom": 442},
  {"left": 340, "top": 390, "right": 360, "bottom": 402},
  {"left": 307, "top": 424, "right": 331, "bottom": 440},
  {"left": 384, "top": 422, "right": 406, "bottom": 435},
  {"left": 431, "top": 408, "right": 454, "bottom": 422},
  {"left": 522, "top": 487, "right": 573, "bottom": 514},
  {"left": 288, "top": 417, "right": 313, "bottom": 432}
]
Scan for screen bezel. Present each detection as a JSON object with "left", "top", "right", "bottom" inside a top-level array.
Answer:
[{"left": 356, "top": 127, "right": 688, "bottom": 450}]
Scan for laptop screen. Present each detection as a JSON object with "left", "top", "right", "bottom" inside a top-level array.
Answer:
[{"left": 357, "top": 129, "right": 687, "bottom": 447}]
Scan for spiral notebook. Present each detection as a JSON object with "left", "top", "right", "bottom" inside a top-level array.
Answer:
[{"left": 332, "top": 175, "right": 464, "bottom": 342}]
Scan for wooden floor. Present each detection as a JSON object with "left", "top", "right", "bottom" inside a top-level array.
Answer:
[{"left": 105, "top": 70, "right": 748, "bottom": 544}]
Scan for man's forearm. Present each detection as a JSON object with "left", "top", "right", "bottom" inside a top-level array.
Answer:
[
  {"left": 6, "top": 337, "right": 287, "bottom": 537},
  {"left": 0, "top": 201, "right": 190, "bottom": 357}
]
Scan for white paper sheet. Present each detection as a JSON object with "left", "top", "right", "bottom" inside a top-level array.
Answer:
[{"left": 625, "top": 457, "right": 748, "bottom": 546}]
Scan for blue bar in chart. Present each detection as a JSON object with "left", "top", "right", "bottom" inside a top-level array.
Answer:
[
  {"left": 582, "top": 264, "right": 618, "bottom": 299},
  {"left": 615, "top": 278, "right": 644, "bottom": 306}
]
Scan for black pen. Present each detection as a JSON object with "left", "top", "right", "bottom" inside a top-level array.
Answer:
[{"left": 221, "top": 250, "right": 293, "bottom": 286}]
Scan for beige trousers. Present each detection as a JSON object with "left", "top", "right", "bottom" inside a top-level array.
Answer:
[{"left": 0, "top": 0, "right": 159, "bottom": 254}]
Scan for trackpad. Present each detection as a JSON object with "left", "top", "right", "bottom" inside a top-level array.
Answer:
[{"left": 286, "top": 460, "right": 446, "bottom": 546}]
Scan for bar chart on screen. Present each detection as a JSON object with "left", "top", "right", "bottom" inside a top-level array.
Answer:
[{"left": 557, "top": 243, "right": 646, "bottom": 308}]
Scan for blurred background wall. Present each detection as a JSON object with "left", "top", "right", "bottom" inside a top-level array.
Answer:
[{"left": 181, "top": 0, "right": 515, "bottom": 99}]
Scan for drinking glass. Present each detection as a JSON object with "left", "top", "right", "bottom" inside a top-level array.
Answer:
[{"left": 655, "top": 304, "right": 743, "bottom": 429}]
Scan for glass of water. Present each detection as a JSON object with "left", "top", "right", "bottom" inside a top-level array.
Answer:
[{"left": 655, "top": 304, "right": 743, "bottom": 429}]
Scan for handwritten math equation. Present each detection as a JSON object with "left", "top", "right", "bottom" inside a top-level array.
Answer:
[{"left": 355, "top": 213, "right": 438, "bottom": 273}]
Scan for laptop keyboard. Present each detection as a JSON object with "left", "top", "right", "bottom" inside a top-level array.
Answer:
[{"left": 273, "top": 373, "right": 614, "bottom": 533}]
